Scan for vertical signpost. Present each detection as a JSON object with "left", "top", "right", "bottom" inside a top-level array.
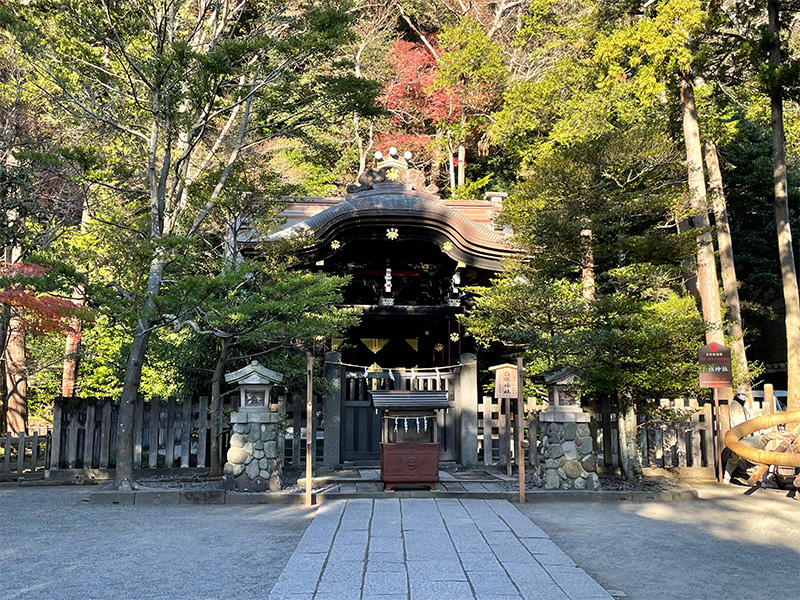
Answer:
[
  {"left": 490, "top": 362, "right": 525, "bottom": 501},
  {"left": 698, "top": 343, "right": 732, "bottom": 482},
  {"left": 516, "top": 357, "right": 526, "bottom": 504},
  {"left": 306, "top": 354, "right": 314, "bottom": 506}
]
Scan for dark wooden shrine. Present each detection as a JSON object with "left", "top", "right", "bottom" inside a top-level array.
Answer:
[{"left": 370, "top": 390, "right": 452, "bottom": 491}]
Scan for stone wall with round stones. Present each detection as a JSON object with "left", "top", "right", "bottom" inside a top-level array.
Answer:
[
  {"left": 537, "top": 420, "right": 600, "bottom": 490},
  {"left": 221, "top": 416, "right": 282, "bottom": 492}
]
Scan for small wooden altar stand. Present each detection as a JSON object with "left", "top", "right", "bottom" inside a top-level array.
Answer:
[{"left": 369, "top": 390, "right": 452, "bottom": 491}]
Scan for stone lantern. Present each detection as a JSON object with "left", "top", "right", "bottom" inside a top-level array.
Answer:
[
  {"left": 221, "top": 361, "right": 284, "bottom": 492},
  {"left": 533, "top": 366, "right": 600, "bottom": 490},
  {"left": 537, "top": 366, "right": 587, "bottom": 423}
]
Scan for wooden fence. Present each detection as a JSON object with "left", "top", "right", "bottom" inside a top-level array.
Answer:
[
  {"left": 48, "top": 394, "right": 324, "bottom": 477},
  {"left": 11, "top": 387, "right": 787, "bottom": 480},
  {"left": 282, "top": 392, "right": 324, "bottom": 467},
  {"left": 0, "top": 428, "right": 51, "bottom": 481},
  {"left": 49, "top": 396, "right": 238, "bottom": 475},
  {"left": 477, "top": 395, "right": 736, "bottom": 476}
]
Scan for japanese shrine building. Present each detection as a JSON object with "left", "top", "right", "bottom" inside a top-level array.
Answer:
[{"left": 248, "top": 149, "right": 519, "bottom": 466}]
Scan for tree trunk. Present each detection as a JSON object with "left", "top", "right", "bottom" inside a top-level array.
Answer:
[
  {"left": 114, "top": 256, "right": 166, "bottom": 490},
  {"left": 3, "top": 245, "right": 26, "bottom": 435},
  {"left": 3, "top": 310, "right": 26, "bottom": 435},
  {"left": 448, "top": 142, "right": 457, "bottom": 194},
  {"left": 209, "top": 336, "right": 233, "bottom": 477},
  {"left": 580, "top": 227, "right": 595, "bottom": 308},
  {"left": 61, "top": 199, "right": 91, "bottom": 397},
  {"left": 617, "top": 404, "right": 642, "bottom": 484},
  {"left": 704, "top": 140, "right": 749, "bottom": 384},
  {"left": 0, "top": 313, "right": 6, "bottom": 433},
  {"left": 431, "top": 132, "right": 442, "bottom": 190},
  {"left": 457, "top": 143, "right": 466, "bottom": 189},
  {"left": 768, "top": 1, "right": 800, "bottom": 412},
  {"left": 680, "top": 76, "right": 725, "bottom": 346},
  {"left": 60, "top": 317, "right": 82, "bottom": 398}
]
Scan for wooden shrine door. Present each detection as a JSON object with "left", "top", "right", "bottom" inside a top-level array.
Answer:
[{"left": 341, "top": 372, "right": 390, "bottom": 463}]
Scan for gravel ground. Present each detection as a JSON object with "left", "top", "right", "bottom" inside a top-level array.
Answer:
[
  {"left": 516, "top": 483, "right": 800, "bottom": 600},
  {"left": 3, "top": 480, "right": 798, "bottom": 600},
  {"left": 0, "top": 485, "right": 315, "bottom": 600}
]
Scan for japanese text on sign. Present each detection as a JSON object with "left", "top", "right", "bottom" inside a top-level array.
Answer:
[{"left": 698, "top": 343, "right": 732, "bottom": 388}]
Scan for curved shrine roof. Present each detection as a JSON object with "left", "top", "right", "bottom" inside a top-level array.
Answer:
[{"left": 267, "top": 154, "right": 519, "bottom": 271}]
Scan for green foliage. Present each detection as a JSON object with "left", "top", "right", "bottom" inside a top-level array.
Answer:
[
  {"left": 436, "top": 17, "right": 506, "bottom": 101},
  {"left": 463, "top": 266, "right": 705, "bottom": 407},
  {"left": 500, "top": 123, "right": 693, "bottom": 279},
  {"left": 458, "top": 173, "right": 493, "bottom": 200}
]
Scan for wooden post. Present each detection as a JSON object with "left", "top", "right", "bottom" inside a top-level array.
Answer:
[
  {"left": 31, "top": 430, "right": 40, "bottom": 472},
  {"left": 3, "top": 432, "right": 11, "bottom": 474},
  {"left": 50, "top": 399, "right": 63, "bottom": 471},
  {"left": 503, "top": 397, "right": 511, "bottom": 476},
  {"left": 689, "top": 398, "right": 701, "bottom": 467},
  {"left": 164, "top": 397, "right": 177, "bottom": 468},
  {"left": 306, "top": 354, "right": 314, "bottom": 506},
  {"left": 132, "top": 398, "right": 142, "bottom": 468},
  {"left": 16, "top": 431, "right": 25, "bottom": 473},
  {"left": 482, "top": 397, "right": 492, "bottom": 467},
  {"left": 764, "top": 384, "right": 775, "bottom": 414},
  {"left": 197, "top": 396, "right": 208, "bottom": 468},
  {"left": 516, "top": 357, "right": 525, "bottom": 504},
  {"left": 713, "top": 388, "right": 724, "bottom": 482},
  {"left": 148, "top": 399, "right": 159, "bottom": 469},
  {"left": 100, "top": 400, "right": 112, "bottom": 469},
  {"left": 181, "top": 397, "right": 192, "bottom": 468}
]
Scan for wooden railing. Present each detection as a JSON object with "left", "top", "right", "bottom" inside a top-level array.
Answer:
[
  {"left": 50, "top": 396, "right": 237, "bottom": 475},
  {"left": 0, "top": 428, "right": 51, "bottom": 480},
  {"left": 478, "top": 396, "right": 722, "bottom": 475}
]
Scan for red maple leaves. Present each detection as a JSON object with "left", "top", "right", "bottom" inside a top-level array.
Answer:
[
  {"left": 0, "top": 262, "right": 85, "bottom": 336},
  {"left": 382, "top": 39, "right": 463, "bottom": 134}
]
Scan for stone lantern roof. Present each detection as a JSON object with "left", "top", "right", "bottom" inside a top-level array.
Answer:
[
  {"left": 532, "top": 365, "right": 581, "bottom": 387},
  {"left": 224, "top": 360, "right": 283, "bottom": 386}
]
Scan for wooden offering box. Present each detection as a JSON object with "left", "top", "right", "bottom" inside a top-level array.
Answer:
[
  {"left": 369, "top": 391, "right": 452, "bottom": 491},
  {"left": 380, "top": 442, "right": 439, "bottom": 490}
]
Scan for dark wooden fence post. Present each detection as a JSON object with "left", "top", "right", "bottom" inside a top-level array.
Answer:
[{"left": 50, "top": 399, "right": 63, "bottom": 471}]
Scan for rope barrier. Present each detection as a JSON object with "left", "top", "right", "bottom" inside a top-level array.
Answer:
[
  {"left": 327, "top": 360, "right": 467, "bottom": 372},
  {"left": 724, "top": 410, "right": 800, "bottom": 468}
]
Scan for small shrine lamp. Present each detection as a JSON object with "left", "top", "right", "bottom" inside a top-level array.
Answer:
[
  {"left": 224, "top": 360, "right": 284, "bottom": 414},
  {"left": 533, "top": 366, "right": 588, "bottom": 423}
]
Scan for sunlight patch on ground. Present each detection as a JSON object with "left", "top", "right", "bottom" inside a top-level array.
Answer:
[{"left": 628, "top": 486, "right": 800, "bottom": 552}]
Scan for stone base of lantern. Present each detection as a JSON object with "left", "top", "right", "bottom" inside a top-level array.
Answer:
[
  {"left": 220, "top": 410, "right": 283, "bottom": 492},
  {"left": 537, "top": 411, "right": 600, "bottom": 490}
]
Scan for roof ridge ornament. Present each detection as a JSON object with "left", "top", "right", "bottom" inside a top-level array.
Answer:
[{"left": 346, "top": 147, "right": 439, "bottom": 196}]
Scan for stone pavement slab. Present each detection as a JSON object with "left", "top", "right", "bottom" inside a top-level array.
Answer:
[{"left": 267, "top": 498, "right": 613, "bottom": 600}]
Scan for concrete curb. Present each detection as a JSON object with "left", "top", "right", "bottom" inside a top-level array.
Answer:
[{"left": 88, "top": 487, "right": 698, "bottom": 505}]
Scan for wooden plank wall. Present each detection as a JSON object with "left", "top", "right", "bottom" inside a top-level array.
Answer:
[
  {"left": 0, "top": 428, "right": 51, "bottom": 480},
  {"left": 51, "top": 396, "right": 234, "bottom": 471},
  {"left": 478, "top": 396, "right": 541, "bottom": 468},
  {"left": 478, "top": 396, "right": 721, "bottom": 473},
  {"left": 284, "top": 390, "right": 328, "bottom": 467}
]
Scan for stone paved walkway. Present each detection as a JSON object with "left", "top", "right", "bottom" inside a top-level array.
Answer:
[
  {"left": 308, "top": 469, "right": 515, "bottom": 497},
  {"left": 267, "top": 498, "right": 613, "bottom": 600}
]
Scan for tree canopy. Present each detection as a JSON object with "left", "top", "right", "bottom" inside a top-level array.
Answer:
[{"left": 1, "top": 1, "right": 799, "bottom": 476}]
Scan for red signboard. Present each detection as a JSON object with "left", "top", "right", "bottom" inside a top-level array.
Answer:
[{"left": 698, "top": 343, "right": 732, "bottom": 388}]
